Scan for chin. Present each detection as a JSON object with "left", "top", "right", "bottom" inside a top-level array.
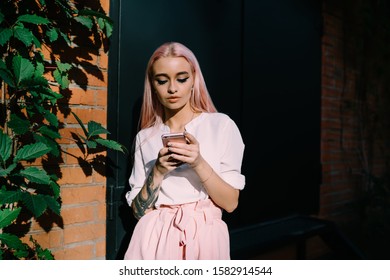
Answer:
[{"left": 165, "top": 103, "right": 186, "bottom": 111}]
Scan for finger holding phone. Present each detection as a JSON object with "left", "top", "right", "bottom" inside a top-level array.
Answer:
[
  {"left": 164, "top": 132, "right": 204, "bottom": 169},
  {"left": 161, "top": 132, "right": 192, "bottom": 168}
]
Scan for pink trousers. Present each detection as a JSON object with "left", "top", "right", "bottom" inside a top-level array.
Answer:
[{"left": 124, "top": 199, "right": 230, "bottom": 260}]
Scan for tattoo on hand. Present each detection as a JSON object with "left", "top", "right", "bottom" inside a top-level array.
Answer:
[{"left": 133, "top": 169, "right": 160, "bottom": 219}]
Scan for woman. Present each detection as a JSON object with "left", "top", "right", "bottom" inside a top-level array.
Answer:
[{"left": 124, "top": 42, "right": 245, "bottom": 260}]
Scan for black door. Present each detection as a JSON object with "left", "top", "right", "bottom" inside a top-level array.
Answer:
[{"left": 107, "top": 0, "right": 322, "bottom": 259}]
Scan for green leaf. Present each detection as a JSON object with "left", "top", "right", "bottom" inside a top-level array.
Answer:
[
  {"left": 86, "top": 140, "right": 97, "bottom": 149},
  {"left": 38, "top": 125, "right": 61, "bottom": 139},
  {"left": 0, "top": 131, "right": 12, "bottom": 164},
  {"left": 20, "top": 167, "right": 51, "bottom": 184},
  {"left": 49, "top": 181, "right": 61, "bottom": 199},
  {"left": 14, "top": 27, "right": 34, "bottom": 47},
  {"left": 71, "top": 112, "right": 89, "bottom": 138},
  {"left": 46, "top": 27, "right": 59, "bottom": 42},
  {"left": 8, "top": 114, "right": 30, "bottom": 135},
  {"left": 0, "top": 68, "right": 16, "bottom": 87},
  {"left": 43, "top": 87, "right": 63, "bottom": 100},
  {"left": 0, "top": 188, "right": 22, "bottom": 205},
  {"left": 21, "top": 192, "right": 47, "bottom": 217},
  {"left": 31, "top": 33, "right": 41, "bottom": 48},
  {"left": 17, "top": 14, "right": 50, "bottom": 25},
  {"left": 53, "top": 68, "right": 69, "bottom": 89},
  {"left": 78, "top": 9, "right": 113, "bottom": 23},
  {"left": 0, "top": 208, "right": 21, "bottom": 228},
  {"left": 95, "top": 138, "right": 126, "bottom": 153},
  {"left": 34, "top": 61, "right": 45, "bottom": 78},
  {"left": 30, "top": 87, "right": 63, "bottom": 105},
  {"left": 0, "top": 59, "right": 6, "bottom": 70},
  {"left": 0, "top": 28, "right": 12, "bottom": 46},
  {"left": 22, "top": 76, "right": 48, "bottom": 89},
  {"left": 97, "top": 17, "right": 105, "bottom": 30},
  {"left": 42, "top": 111, "right": 59, "bottom": 128},
  {"left": 56, "top": 61, "right": 72, "bottom": 72},
  {"left": 59, "top": 31, "right": 72, "bottom": 46},
  {"left": 0, "top": 163, "right": 17, "bottom": 177},
  {"left": 52, "top": 0, "right": 74, "bottom": 14},
  {"left": 29, "top": 102, "right": 44, "bottom": 115},
  {"left": 104, "top": 19, "right": 113, "bottom": 38},
  {"left": 12, "top": 55, "right": 35, "bottom": 84},
  {"left": 74, "top": 16, "right": 93, "bottom": 29},
  {"left": 88, "top": 121, "right": 110, "bottom": 137},
  {"left": 43, "top": 196, "right": 60, "bottom": 215},
  {"left": 0, "top": 167, "right": 7, "bottom": 176},
  {"left": 0, "top": 233, "right": 26, "bottom": 251},
  {"left": 33, "top": 135, "right": 60, "bottom": 157},
  {"left": 14, "top": 142, "right": 51, "bottom": 162},
  {"left": 0, "top": 12, "right": 4, "bottom": 24}
]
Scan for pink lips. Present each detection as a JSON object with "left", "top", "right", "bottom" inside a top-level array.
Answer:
[{"left": 167, "top": 97, "right": 179, "bottom": 103}]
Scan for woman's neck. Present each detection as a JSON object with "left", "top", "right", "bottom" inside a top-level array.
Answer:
[{"left": 164, "top": 109, "right": 196, "bottom": 132}]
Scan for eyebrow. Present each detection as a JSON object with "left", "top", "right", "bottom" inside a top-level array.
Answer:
[{"left": 154, "top": 71, "right": 189, "bottom": 78}]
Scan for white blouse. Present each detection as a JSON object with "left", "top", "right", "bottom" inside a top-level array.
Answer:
[{"left": 125, "top": 112, "right": 245, "bottom": 207}]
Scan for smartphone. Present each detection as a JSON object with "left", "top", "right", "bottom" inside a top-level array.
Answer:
[{"left": 161, "top": 132, "right": 187, "bottom": 147}]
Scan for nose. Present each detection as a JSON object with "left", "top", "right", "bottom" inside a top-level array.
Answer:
[{"left": 168, "top": 82, "right": 177, "bottom": 94}]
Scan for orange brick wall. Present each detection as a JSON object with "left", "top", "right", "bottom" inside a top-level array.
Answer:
[{"left": 23, "top": 0, "right": 111, "bottom": 260}]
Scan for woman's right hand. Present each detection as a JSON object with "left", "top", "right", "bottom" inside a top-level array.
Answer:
[{"left": 154, "top": 146, "right": 183, "bottom": 176}]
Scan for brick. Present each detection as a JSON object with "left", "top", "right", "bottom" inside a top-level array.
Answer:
[
  {"left": 96, "top": 239, "right": 106, "bottom": 258},
  {"left": 97, "top": 202, "right": 107, "bottom": 221},
  {"left": 61, "top": 205, "right": 95, "bottom": 224},
  {"left": 25, "top": 230, "right": 63, "bottom": 250},
  {"left": 64, "top": 223, "right": 105, "bottom": 244},
  {"left": 93, "top": 168, "right": 107, "bottom": 183},
  {"left": 61, "top": 185, "right": 105, "bottom": 205},
  {"left": 68, "top": 107, "right": 107, "bottom": 126},
  {"left": 84, "top": 70, "right": 108, "bottom": 88},
  {"left": 53, "top": 244, "right": 94, "bottom": 260},
  {"left": 321, "top": 139, "right": 341, "bottom": 151},
  {"left": 63, "top": 146, "right": 86, "bottom": 165},
  {"left": 101, "top": 0, "right": 110, "bottom": 13},
  {"left": 57, "top": 166, "right": 94, "bottom": 185},
  {"left": 67, "top": 88, "right": 96, "bottom": 106},
  {"left": 96, "top": 89, "right": 108, "bottom": 106},
  {"left": 98, "top": 50, "right": 109, "bottom": 69},
  {"left": 321, "top": 128, "right": 341, "bottom": 140},
  {"left": 58, "top": 127, "right": 85, "bottom": 145}
]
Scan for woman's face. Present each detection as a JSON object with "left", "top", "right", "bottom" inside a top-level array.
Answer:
[{"left": 152, "top": 56, "right": 194, "bottom": 112}]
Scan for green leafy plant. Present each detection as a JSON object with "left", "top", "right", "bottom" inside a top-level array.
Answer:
[{"left": 0, "top": 1, "right": 124, "bottom": 259}]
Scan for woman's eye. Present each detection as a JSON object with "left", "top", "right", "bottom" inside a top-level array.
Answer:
[
  {"left": 177, "top": 77, "right": 189, "bottom": 83},
  {"left": 156, "top": 80, "right": 167, "bottom": 85}
]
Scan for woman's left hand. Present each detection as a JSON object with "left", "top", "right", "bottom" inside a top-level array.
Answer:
[{"left": 166, "top": 132, "right": 203, "bottom": 168}]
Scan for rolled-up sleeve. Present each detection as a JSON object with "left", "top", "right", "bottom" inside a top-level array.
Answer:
[
  {"left": 219, "top": 119, "right": 246, "bottom": 190},
  {"left": 125, "top": 134, "right": 146, "bottom": 206}
]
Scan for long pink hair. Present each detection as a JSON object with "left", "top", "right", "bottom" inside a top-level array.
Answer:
[{"left": 138, "top": 42, "right": 217, "bottom": 129}]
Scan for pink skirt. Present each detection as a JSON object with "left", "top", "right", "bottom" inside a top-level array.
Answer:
[{"left": 124, "top": 199, "right": 230, "bottom": 260}]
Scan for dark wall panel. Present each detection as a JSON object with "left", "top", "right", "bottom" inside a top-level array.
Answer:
[{"left": 230, "top": 0, "right": 322, "bottom": 227}]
